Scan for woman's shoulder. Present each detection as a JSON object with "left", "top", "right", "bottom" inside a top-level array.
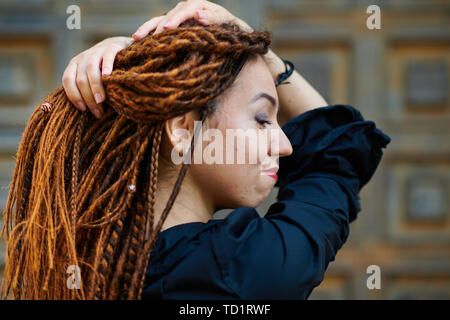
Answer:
[{"left": 148, "top": 218, "right": 223, "bottom": 264}]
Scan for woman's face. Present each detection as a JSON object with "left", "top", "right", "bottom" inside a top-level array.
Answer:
[{"left": 187, "top": 54, "right": 293, "bottom": 210}]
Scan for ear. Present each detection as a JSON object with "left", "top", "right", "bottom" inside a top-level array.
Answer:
[{"left": 164, "top": 109, "right": 200, "bottom": 155}]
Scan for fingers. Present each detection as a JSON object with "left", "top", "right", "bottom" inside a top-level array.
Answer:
[
  {"left": 86, "top": 56, "right": 106, "bottom": 115},
  {"left": 133, "top": 1, "right": 216, "bottom": 38},
  {"left": 155, "top": 2, "right": 219, "bottom": 34},
  {"left": 101, "top": 47, "right": 118, "bottom": 76},
  {"left": 101, "top": 39, "right": 131, "bottom": 75},
  {"left": 167, "top": 7, "right": 208, "bottom": 29},
  {"left": 62, "top": 59, "right": 86, "bottom": 111},
  {"left": 62, "top": 36, "right": 134, "bottom": 118},
  {"left": 164, "top": 3, "right": 207, "bottom": 28},
  {"left": 153, "top": 1, "right": 194, "bottom": 35},
  {"left": 62, "top": 53, "right": 103, "bottom": 118},
  {"left": 153, "top": 12, "right": 180, "bottom": 35},
  {"left": 132, "top": 16, "right": 165, "bottom": 40},
  {"left": 76, "top": 59, "right": 104, "bottom": 119},
  {"left": 194, "top": 8, "right": 210, "bottom": 24},
  {"left": 132, "top": 0, "right": 244, "bottom": 39}
]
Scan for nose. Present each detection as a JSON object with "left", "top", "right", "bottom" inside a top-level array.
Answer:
[{"left": 269, "top": 126, "right": 293, "bottom": 158}]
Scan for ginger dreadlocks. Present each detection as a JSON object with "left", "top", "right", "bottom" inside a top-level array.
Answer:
[{"left": 0, "top": 18, "right": 271, "bottom": 299}]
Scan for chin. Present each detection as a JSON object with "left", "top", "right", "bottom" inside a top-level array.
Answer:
[
  {"left": 215, "top": 182, "right": 273, "bottom": 209},
  {"left": 242, "top": 191, "right": 271, "bottom": 208}
]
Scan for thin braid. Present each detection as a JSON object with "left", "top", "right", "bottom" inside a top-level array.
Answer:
[
  {"left": 130, "top": 123, "right": 163, "bottom": 299},
  {"left": 93, "top": 125, "right": 151, "bottom": 299},
  {"left": 111, "top": 126, "right": 157, "bottom": 299},
  {"left": 147, "top": 123, "right": 163, "bottom": 242},
  {"left": 1, "top": 18, "right": 272, "bottom": 299},
  {"left": 69, "top": 113, "right": 85, "bottom": 299}
]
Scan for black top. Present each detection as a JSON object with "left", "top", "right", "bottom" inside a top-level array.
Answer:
[{"left": 142, "top": 104, "right": 391, "bottom": 300}]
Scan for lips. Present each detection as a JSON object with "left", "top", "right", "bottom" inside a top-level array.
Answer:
[
  {"left": 261, "top": 167, "right": 279, "bottom": 182},
  {"left": 261, "top": 167, "right": 279, "bottom": 174}
]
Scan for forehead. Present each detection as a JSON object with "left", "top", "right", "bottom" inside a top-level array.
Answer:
[
  {"left": 221, "top": 55, "right": 277, "bottom": 103},
  {"left": 236, "top": 55, "right": 275, "bottom": 90}
]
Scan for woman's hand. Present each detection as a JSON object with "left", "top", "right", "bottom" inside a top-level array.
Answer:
[
  {"left": 62, "top": 1, "right": 253, "bottom": 119},
  {"left": 62, "top": 36, "right": 134, "bottom": 118},
  {"left": 132, "top": 0, "right": 253, "bottom": 40}
]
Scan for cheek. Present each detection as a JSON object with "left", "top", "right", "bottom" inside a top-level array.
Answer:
[
  {"left": 221, "top": 126, "right": 270, "bottom": 165},
  {"left": 190, "top": 163, "right": 273, "bottom": 208},
  {"left": 190, "top": 163, "right": 250, "bottom": 196},
  {"left": 190, "top": 118, "right": 273, "bottom": 207}
]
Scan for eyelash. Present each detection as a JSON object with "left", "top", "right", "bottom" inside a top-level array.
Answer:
[{"left": 255, "top": 114, "right": 272, "bottom": 127}]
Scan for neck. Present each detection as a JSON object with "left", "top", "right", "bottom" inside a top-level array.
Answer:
[{"left": 153, "top": 164, "right": 214, "bottom": 232}]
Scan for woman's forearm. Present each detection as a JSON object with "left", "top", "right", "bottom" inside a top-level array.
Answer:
[{"left": 263, "top": 48, "right": 328, "bottom": 125}]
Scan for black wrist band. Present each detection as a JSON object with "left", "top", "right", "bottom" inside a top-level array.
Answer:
[{"left": 275, "top": 59, "right": 294, "bottom": 87}]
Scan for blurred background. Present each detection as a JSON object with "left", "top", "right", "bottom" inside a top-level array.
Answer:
[{"left": 0, "top": 0, "right": 449, "bottom": 299}]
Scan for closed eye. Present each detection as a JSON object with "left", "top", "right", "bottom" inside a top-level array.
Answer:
[{"left": 255, "top": 113, "right": 272, "bottom": 127}]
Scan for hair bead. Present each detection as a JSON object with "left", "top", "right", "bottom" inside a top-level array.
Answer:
[
  {"left": 127, "top": 184, "right": 136, "bottom": 193},
  {"left": 40, "top": 102, "right": 52, "bottom": 113}
]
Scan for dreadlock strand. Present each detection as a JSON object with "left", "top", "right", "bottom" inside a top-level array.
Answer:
[
  {"left": 135, "top": 123, "right": 163, "bottom": 299},
  {"left": 125, "top": 123, "right": 163, "bottom": 299}
]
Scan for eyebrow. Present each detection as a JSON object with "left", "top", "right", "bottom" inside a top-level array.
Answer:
[{"left": 250, "top": 92, "right": 279, "bottom": 111}]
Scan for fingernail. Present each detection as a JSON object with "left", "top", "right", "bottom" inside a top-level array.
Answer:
[
  {"left": 163, "top": 21, "right": 171, "bottom": 28},
  {"left": 102, "top": 67, "right": 110, "bottom": 75},
  {"left": 77, "top": 101, "right": 86, "bottom": 111},
  {"left": 197, "top": 11, "right": 206, "bottom": 19},
  {"left": 94, "top": 93, "right": 103, "bottom": 104}
]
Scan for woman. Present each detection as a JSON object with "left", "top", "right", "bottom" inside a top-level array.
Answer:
[{"left": 1, "top": 0, "right": 390, "bottom": 299}]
